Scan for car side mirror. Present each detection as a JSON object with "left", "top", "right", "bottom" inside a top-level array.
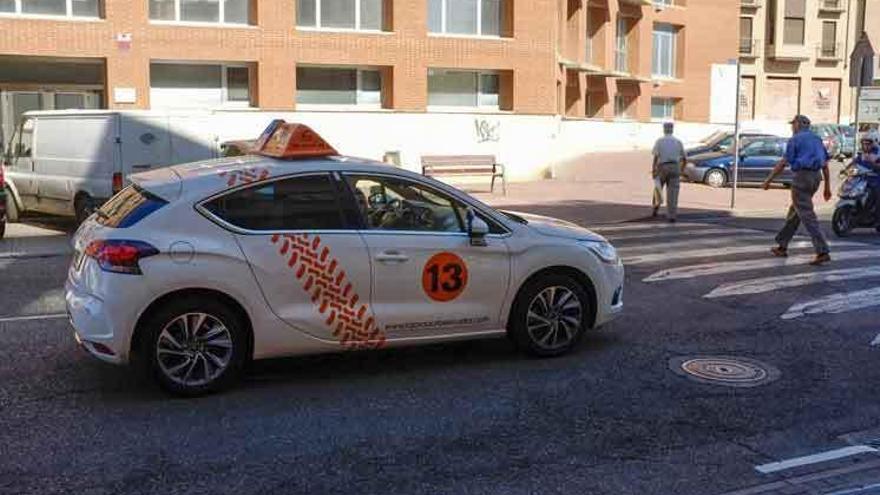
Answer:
[{"left": 468, "top": 214, "right": 489, "bottom": 247}]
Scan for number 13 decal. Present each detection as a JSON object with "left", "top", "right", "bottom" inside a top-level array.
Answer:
[{"left": 422, "top": 252, "right": 469, "bottom": 302}]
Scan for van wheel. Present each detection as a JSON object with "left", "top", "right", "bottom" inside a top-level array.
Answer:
[
  {"left": 74, "top": 195, "right": 96, "bottom": 224},
  {"left": 139, "top": 297, "right": 248, "bottom": 397},
  {"left": 508, "top": 274, "right": 591, "bottom": 357},
  {"left": 0, "top": 219, "right": 5, "bottom": 239}
]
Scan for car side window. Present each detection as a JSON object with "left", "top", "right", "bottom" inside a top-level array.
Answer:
[
  {"left": 204, "top": 174, "right": 347, "bottom": 231},
  {"left": 345, "top": 175, "right": 466, "bottom": 233}
]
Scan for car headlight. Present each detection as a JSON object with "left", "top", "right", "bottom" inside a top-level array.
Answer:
[{"left": 580, "top": 240, "right": 619, "bottom": 264}]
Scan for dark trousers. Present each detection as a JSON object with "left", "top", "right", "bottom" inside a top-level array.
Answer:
[{"left": 775, "top": 170, "right": 830, "bottom": 255}]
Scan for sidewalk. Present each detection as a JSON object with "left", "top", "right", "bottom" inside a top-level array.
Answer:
[
  {"left": 474, "top": 151, "right": 841, "bottom": 225},
  {"left": 0, "top": 219, "right": 73, "bottom": 259}
]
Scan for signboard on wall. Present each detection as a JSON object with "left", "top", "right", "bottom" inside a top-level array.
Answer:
[
  {"left": 859, "top": 87, "right": 880, "bottom": 123},
  {"left": 810, "top": 80, "right": 840, "bottom": 123},
  {"left": 710, "top": 63, "right": 737, "bottom": 124},
  {"left": 113, "top": 87, "right": 137, "bottom": 104}
]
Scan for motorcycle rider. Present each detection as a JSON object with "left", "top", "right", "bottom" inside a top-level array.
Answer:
[{"left": 853, "top": 131, "right": 880, "bottom": 225}]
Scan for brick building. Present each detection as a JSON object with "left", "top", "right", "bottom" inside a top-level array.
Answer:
[{"left": 0, "top": 0, "right": 741, "bottom": 142}]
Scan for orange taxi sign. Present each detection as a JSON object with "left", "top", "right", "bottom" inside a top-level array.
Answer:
[{"left": 255, "top": 120, "right": 338, "bottom": 159}]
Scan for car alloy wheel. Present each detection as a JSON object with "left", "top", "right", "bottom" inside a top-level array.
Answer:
[
  {"left": 156, "top": 312, "right": 234, "bottom": 388},
  {"left": 526, "top": 286, "right": 583, "bottom": 352},
  {"left": 704, "top": 169, "right": 727, "bottom": 188}
]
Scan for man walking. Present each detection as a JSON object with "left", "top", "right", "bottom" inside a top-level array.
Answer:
[
  {"left": 762, "top": 115, "right": 833, "bottom": 266},
  {"left": 651, "top": 122, "right": 686, "bottom": 222}
]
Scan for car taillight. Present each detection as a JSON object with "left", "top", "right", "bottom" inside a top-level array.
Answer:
[
  {"left": 84, "top": 240, "right": 159, "bottom": 275},
  {"left": 112, "top": 173, "right": 123, "bottom": 194}
]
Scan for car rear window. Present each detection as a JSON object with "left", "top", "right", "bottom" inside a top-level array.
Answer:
[{"left": 95, "top": 185, "right": 168, "bottom": 228}]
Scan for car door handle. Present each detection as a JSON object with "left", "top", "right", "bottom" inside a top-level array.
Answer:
[{"left": 375, "top": 251, "right": 410, "bottom": 263}]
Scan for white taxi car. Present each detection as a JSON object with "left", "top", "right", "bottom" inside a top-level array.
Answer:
[{"left": 66, "top": 121, "right": 624, "bottom": 395}]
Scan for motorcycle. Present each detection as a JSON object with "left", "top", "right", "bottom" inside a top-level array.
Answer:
[{"left": 832, "top": 162, "right": 880, "bottom": 237}]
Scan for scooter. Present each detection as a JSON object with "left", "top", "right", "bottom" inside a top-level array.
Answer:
[{"left": 832, "top": 162, "right": 880, "bottom": 237}]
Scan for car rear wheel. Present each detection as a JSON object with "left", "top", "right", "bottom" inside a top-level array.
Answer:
[
  {"left": 140, "top": 297, "right": 247, "bottom": 396},
  {"left": 508, "top": 274, "right": 591, "bottom": 357},
  {"left": 5, "top": 189, "right": 18, "bottom": 223},
  {"left": 704, "top": 169, "right": 727, "bottom": 188}
]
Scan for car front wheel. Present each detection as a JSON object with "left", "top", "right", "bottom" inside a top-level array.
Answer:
[
  {"left": 508, "top": 274, "right": 592, "bottom": 357},
  {"left": 140, "top": 297, "right": 248, "bottom": 396}
]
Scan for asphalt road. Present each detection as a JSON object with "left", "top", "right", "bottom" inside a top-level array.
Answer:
[{"left": 2, "top": 213, "right": 880, "bottom": 495}]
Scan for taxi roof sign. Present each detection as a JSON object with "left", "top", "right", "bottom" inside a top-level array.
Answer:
[{"left": 254, "top": 120, "right": 338, "bottom": 159}]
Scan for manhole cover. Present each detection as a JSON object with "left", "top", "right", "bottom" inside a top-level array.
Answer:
[{"left": 669, "top": 356, "right": 780, "bottom": 388}]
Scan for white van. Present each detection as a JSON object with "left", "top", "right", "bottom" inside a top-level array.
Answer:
[{"left": 3, "top": 110, "right": 220, "bottom": 223}]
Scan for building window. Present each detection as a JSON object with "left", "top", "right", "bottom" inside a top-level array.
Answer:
[
  {"left": 740, "top": 17, "right": 754, "bottom": 55},
  {"left": 0, "top": 0, "right": 101, "bottom": 17},
  {"left": 428, "top": 0, "right": 504, "bottom": 37},
  {"left": 428, "top": 69, "right": 500, "bottom": 109},
  {"left": 615, "top": 15, "right": 629, "bottom": 73},
  {"left": 614, "top": 94, "right": 633, "bottom": 119},
  {"left": 783, "top": 0, "right": 805, "bottom": 45},
  {"left": 820, "top": 21, "right": 837, "bottom": 58},
  {"left": 296, "top": 67, "right": 383, "bottom": 107},
  {"left": 149, "top": 62, "right": 253, "bottom": 109},
  {"left": 297, "top": 0, "right": 384, "bottom": 30},
  {"left": 652, "top": 23, "right": 676, "bottom": 78},
  {"left": 651, "top": 97, "right": 675, "bottom": 120},
  {"left": 149, "top": 0, "right": 252, "bottom": 24}
]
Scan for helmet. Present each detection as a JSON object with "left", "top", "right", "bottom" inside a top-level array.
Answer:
[{"left": 862, "top": 130, "right": 880, "bottom": 147}]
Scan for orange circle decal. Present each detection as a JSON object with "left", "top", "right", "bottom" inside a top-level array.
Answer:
[{"left": 422, "top": 252, "right": 469, "bottom": 302}]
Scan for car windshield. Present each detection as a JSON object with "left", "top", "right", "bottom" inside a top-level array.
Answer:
[{"left": 700, "top": 131, "right": 727, "bottom": 145}]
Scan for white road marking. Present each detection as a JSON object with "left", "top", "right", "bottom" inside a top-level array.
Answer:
[
  {"left": 623, "top": 241, "right": 863, "bottom": 266},
  {"left": 616, "top": 234, "right": 769, "bottom": 254},
  {"left": 705, "top": 266, "right": 880, "bottom": 298},
  {"left": 0, "top": 313, "right": 68, "bottom": 324},
  {"left": 781, "top": 286, "right": 880, "bottom": 320},
  {"left": 826, "top": 482, "right": 880, "bottom": 495},
  {"left": 593, "top": 222, "right": 709, "bottom": 233},
  {"left": 755, "top": 445, "right": 878, "bottom": 474},
  {"left": 871, "top": 333, "right": 880, "bottom": 346},
  {"left": 608, "top": 227, "right": 762, "bottom": 242},
  {"left": 643, "top": 250, "right": 880, "bottom": 283}
]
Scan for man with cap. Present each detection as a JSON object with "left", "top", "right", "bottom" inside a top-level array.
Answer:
[
  {"left": 651, "top": 122, "right": 686, "bottom": 222},
  {"left": 762, "top": 114, "right": 832, "bottom": 266}
]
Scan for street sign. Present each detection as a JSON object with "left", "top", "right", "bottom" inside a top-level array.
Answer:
[
  {"left": 850, "top": 33, "right": 875, "bottom": 87},
  {"left": 859, "top": 88, "right": 880, "bottom": 124}
]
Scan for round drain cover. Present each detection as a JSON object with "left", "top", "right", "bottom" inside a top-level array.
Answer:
[{"left": 669, "top": 356, "right": 780, "bottom": 388}]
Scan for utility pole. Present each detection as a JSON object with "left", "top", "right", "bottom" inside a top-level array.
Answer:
[{"left": 731, "top": 58, "right": 742, "bottom": 210}]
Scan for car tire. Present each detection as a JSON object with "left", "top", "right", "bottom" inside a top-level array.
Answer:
[
  {"left": 704, "top": 169, "right": 727, "bottom": 188},
  {"left": 5, "top": 189, "right": 18, "bottom": 223},
  {"left": 74, "top": 195, "right": 96, "bottom": 225},
  {"left": 139, "top": 297, "right": 248, "bottom": 396},
  {"left": 0, "top": 218, "right": 5, "bottom": 239},
  {"left": 832, "top": 206, "right": 854, "bottom": 238},
  {"left": 508, "top": 274, "right": 592, "bottom": 358}
]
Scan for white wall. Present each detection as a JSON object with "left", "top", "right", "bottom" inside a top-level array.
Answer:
[{"left": 207, "top": 110, "right": 738, "bottom": 181}]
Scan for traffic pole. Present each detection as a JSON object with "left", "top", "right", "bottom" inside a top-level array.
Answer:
[{"left": 731, "top": 59, "right": 742, "bottom": 210}]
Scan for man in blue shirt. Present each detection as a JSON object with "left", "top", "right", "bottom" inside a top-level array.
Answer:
[{"left": 762, "top": 115, "right": 832, "bottom": 266}]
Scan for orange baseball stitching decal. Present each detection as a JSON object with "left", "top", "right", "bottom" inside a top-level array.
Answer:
[
  {"left": 220, "top": 168, "right": 385, "bottom": 350},
  {"left": 271, "top": 234, "right": 386, "bottom": 349},
  {"left": 218, "top": 167, "right": 270, "bottom": 187}
]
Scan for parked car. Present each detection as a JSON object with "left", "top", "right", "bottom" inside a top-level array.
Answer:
[
  {"left": 837, "top": 124, "right": 856, "bottom": 158},
  {"left": 684, "top": 137, "right": 792, "bottom": 188},
  {"left": 66, "top": 121, "right": 625, "bottom": 395},
  {"left": 812, "top": 123, "right": 844, "bottom": 159},
  {"left": 3, "top": 110, "right": 219, "bottom": 224},
  {"left": 686, "top": 131, "right": 774, "bottom": 158}
]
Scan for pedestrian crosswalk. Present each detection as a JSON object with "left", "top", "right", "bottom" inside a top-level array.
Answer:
[{"left": 593, "top": 221, "right": 880, "bottom": 329}]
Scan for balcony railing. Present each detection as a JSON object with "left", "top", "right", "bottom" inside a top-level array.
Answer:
[
  {"left": 740, "top": 0, "right": 761, "bottom": 7},
  {"left": 816, "top": 42, "right": 842, "bottom": 60},
  {"left": 739, "top": 39, "right": 760, "bottom": 57}
]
